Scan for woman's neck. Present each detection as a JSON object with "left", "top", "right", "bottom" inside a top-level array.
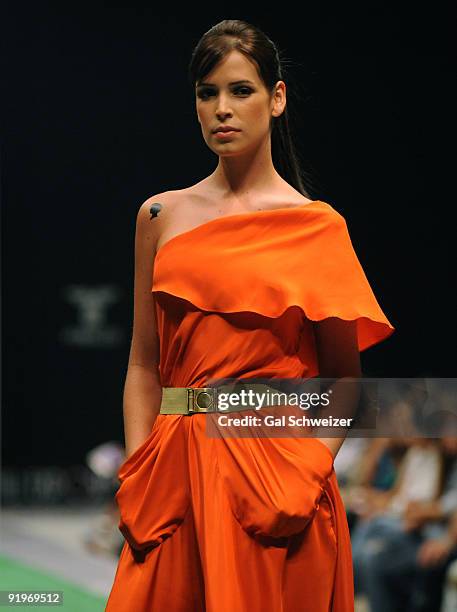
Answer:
[{"left": 210, "top": 145, "right": 284, "bottom": 200}]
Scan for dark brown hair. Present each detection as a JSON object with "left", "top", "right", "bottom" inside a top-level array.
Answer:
[{"left": 188, "top": 19, "right": 317, "bottom": 198}]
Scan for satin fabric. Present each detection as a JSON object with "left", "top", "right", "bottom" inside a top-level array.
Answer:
[{"left": 105, "top": 200, "right": 395, "bottom": 611}]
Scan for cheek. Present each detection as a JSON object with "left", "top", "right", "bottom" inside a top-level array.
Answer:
[
  {"left": 244, "top": 102, "right": 271, "bottom": 130},
  {"left": 195, "top": 105, "right": 207, "bottom": 126},
  {"left": 247, "top": 117, "right": 270, "bottom": 140}
]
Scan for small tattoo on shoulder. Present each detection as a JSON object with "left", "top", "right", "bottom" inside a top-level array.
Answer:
[{"left": 149, "top": 202, "right": 163, "bottom": 219}]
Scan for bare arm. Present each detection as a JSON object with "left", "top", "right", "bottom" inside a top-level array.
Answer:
[
  {"left": 122, "top": 195, "right": 165, "bottom": 459},
  {"left": 312, "top": 317, "right": 362, "bottom": 459}
]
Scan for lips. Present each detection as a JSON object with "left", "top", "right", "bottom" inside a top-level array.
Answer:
[{"left": 213, "top": 126, "right": 240, "bottom": 133}]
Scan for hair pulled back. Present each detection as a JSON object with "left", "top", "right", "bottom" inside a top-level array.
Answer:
[{"left": 188, "top": 19, "right": 317, "bottom": 198}]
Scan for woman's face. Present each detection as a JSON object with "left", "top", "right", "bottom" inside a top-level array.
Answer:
[{"left": 195, "top": 49, "right": 285, "bottom": 157}]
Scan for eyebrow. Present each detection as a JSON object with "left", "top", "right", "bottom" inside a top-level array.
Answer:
[{"left": 196, "top": 79, "right": 255, "bottom": 87}]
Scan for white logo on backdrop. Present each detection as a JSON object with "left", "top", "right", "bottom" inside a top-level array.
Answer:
[{"left": 60, "top": 285, "right": 124, "bottom": 347}]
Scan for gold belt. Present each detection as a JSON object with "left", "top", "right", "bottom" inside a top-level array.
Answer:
[{"left": 160, "top": 383, "right": 294, "bottom": 415}]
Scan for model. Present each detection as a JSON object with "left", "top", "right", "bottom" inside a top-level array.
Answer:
[{"left": 105, "top": 18, "right": 395, "bottom": 611}]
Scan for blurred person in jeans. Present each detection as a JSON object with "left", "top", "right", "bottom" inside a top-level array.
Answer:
[
  {"left": 351, "top": 438, "right": 443, "bottom": 611},
  {"left": 341, "top": 437, "right": 406, "bottom": 531},
  {"left": 352, "top": 435, "right": 457, "bottom": 612},
  {"left": 404, "top": 435, "right": 457, "bottom": 611},
  {"left": 341, "top": 382, "right": 421, "bottom": 533}
]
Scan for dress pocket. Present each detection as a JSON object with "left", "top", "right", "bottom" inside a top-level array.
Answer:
[
  {"left": 117, "top": 419, "right": 160, "bottom": 482},
  {"left": 215, "top": 435, "right": 335, "bottom": 540},
  {"left": 115, "top": 415, "right": 191, "bottom": 552}
]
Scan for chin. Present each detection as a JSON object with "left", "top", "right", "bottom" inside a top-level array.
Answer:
[
  {"left": 211, "top": 141, "right": 252, "bottom": 156},
  {"left": 207, "top": 142, "right": 238, "bottom": 154}
]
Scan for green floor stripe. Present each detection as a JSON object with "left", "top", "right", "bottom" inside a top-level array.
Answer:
[{"left": 0, "top": 555, "right": 106, "bottom": 611}]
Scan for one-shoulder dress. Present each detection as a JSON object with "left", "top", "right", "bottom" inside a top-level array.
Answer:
[{"left": 105, "top": 200, "right": 395, "bottom": 612}]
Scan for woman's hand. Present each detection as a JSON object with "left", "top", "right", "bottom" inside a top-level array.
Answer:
[
  {"left": 403, "top": 500, "right": 443, "bottom": 531},
  {"left": 348, "top": 486, "right": 393, "bottom": 519},
  {"left": 416, "top": 537, "right": 453, "bottom": 567}
]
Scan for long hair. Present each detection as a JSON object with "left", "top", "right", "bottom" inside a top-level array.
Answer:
[{"left": 188, "top": 19, "right": 318, "bottom": 198}]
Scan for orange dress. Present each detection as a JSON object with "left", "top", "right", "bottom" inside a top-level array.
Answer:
[{"left": 105, "top": 200, "right": 395, "bottom": 611}]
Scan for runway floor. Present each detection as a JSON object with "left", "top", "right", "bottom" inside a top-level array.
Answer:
[{"left": 0, "top": 505, "right": 369, "bottom": 611}]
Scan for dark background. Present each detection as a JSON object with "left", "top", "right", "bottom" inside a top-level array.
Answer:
[{"left": 2, "top": 4, "right": 455, "bottom": 467}]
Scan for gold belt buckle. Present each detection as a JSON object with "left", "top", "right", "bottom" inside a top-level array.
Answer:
[{"left": 187, "top": 387, "right": 217, "bottom": 413}]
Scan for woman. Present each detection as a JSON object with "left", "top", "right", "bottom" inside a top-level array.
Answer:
[{"left": 105, "top": 19, "right": 395, "bottom": 611}]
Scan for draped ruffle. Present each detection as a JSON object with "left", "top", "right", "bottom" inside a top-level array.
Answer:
[{"left": 151, "top": 201, "right": 395, "bottom": 352}]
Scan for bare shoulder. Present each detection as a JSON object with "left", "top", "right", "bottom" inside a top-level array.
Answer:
[
  {"left": 136, "top": 190, "right": 179, "bottom": 225},
  {"left": 135, "top": 190, "right": 184, "bottom": 245},
  {"left": 282, "top": 185, "right": 315, "bottom": 208},
  {"left": 297, "top": 195, "right": 315, "bottom": 207},
  {"left": 262, "top": 181, "right": 315, "bottom": 210}
]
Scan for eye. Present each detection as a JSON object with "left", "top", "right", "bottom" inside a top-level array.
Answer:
[
  {"left": 196, "top": 88, "right": 215, "bottom": 100},
  {"left": 196, "top": 86, "right": 253, "bottom": 100},
  {"left": 234, "top": 86, "right": 252, "bottom": 96}
]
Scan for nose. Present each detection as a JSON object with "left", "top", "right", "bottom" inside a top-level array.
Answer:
[{"left": 215, "top": 93, "right": 232, "bottom": 119}]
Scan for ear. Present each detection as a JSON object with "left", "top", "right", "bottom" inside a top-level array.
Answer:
[{"left": 271, "top": 80, "right": 286, "bottom": 118}]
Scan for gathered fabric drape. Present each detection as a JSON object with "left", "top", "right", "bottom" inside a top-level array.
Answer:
[{"left": 106, "top": 200, "right": 395, "bottom": 611}]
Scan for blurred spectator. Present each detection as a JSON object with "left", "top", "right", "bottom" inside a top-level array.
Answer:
[
  {"left": 351, "top": 438, "right": 443, "bottom": 611},
  {"left": 83, "top": 441, "right": 125, "bottom": 556},
  {"left": 404, "top": 435, "right": 457, "bottom": 612},
  {"left": 338, "top": 437, "right": 404, "bottom": 531},
  {"left": 347, "top": 438, "right": 440, "bottom": 520},
  {"left": 408, "top": 509, "right": 457, "bottom": 611},
  {"left": 351, "top": 435, "right": 457, "bottom": 612}
]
